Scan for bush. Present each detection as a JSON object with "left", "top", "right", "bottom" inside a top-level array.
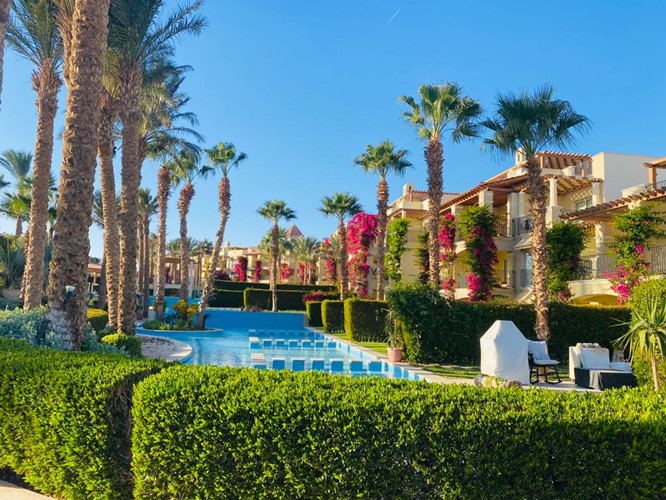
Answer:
[
  {"left": 344, "top": 299, "right": 389, "bottom": 342},
  {"left": 321, "top": 300, "right": 344, "bottom": 333},
  {"left": 388, "top": 282, "right": 630, "bottom": 364},
  {"left": 305, "top": 301, "right": 323, "bottom": 327},
  {"left": 244, "top": 289, "right": 337, "bottom": 312},
  {"left": 0, "top": 298, "right": 19, "bottom": 310},
  {"left": 132, "top": 366, "right": 666, "bottom": 499},
  {"left": 0, "top": 338, "right": 165, "bottom": 499},
  {"left": 87, "top": 307, "right": 109, "bottom": 337},
  {"left": 102, "top": 333, "right": 143, "bottom": 358},
  {"left": 208, "top": 290, "right": 245, "bottom": 308},
  {"left": 214, "top": 280, "right": 336, "bottom": 293},
  {"left": 0, "top": 307, "right": 52, "bottom": 346}
]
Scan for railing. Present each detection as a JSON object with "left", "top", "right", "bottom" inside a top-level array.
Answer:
[
  {"left": 511, "top": 216, "right": 534, "bottom": 237},
  {"left": 576, "top": 246, "right": 666, "bottom": 280},
  {"left": 494, "top": 219, "right": 511, "bottom": 238},
  {"left": 519, "top": 269, "right": 533, "bottom": 288},
  {"left": 494, "top": 269, "right": 514, "bottom": 288}
]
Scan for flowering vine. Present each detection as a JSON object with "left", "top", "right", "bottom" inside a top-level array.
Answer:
[
  {"left": 298, "top": 262, "right": 306, "bottom": 284},
  {"left": 280, "top": 263, "right": 294, "bottom": 283},
  {"left": 321, "top": 238, "right": 338, "bottom": 283},
  {"left": 346, "top": 213, "right": 377, "bottom": 297},
  {"left": 253, "top": 260, "right": 262, "bottom": 282},
  {"left": 460, "top": 205, "right": 498, "bottom": 301},
  {"left": 439, "top": 213, "right": 457, "bottom": 298},
  {"left": 234, "top": 256, "right": 248, "bottom": 282}
]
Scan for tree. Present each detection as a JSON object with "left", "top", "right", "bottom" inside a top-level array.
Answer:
[
  {"left": 353, "top": 139, "right": 411, "bottom": 299},
  {"left": 545, "top": 222, "right": 588, "bottom": 302},
  {"left": 137, "top": 187, "right": 157, "bottom": 318},
  {"left": 0, "top": 149, "right": 32, "bottom": 236},
  {"left": 257, "top": 200, "right": 296, "bottom": 311},
  {"left": 319, "top": 193, "right": 362, "bottom": 299},
  {"left": 46, "top": 0, "right": 110, "bottom": 350},
  {"left": 292, "top": 235, "right": 319, "bottom": 285},
  {"left": 386, "top": 217, "right": 410, "bottom": 283},
  {"left": 167, "top": 150, "right": 212, "bottom": 301},
  {"left": 482, "top": 86, "right": 589, "bottom": 339},
  {"left": 0, "top": 0, "right": 12, "bottom": 113},
  {"left": 399, "top": 83, "right": 481, "bottom": 287},
  {"left": 107, "top": 0, "right": 205, "bottom": 334},
  {"left": 197, "top": 142, "right": 247, "bottom": 328},
  {"left": 7, "top": 0, "right": 64, "bottom": 309}
]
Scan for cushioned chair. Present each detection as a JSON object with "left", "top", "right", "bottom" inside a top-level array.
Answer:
[
  {"left": 569, "top": 344, "right": 637, "bottom": 390},
  {"left": 527, "top": 340, "right": 562, "bottom": 384}
]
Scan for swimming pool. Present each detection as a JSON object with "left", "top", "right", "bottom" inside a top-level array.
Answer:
[{"left": 139, "top": 309, "right": 421, "bottom": 381}]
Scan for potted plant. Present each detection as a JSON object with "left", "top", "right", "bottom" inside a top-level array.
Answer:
[{"left": 385, "top": 309, "right": 404, "bottom": 363}]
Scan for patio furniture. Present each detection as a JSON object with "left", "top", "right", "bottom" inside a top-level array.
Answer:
[
  {"left": 569, "top": 344, "right": 637, "bottom": 391},
  {"left": 527, "top": 340, "right": 561, "bottom": 384},
  {"left": 480, "top": 321, "right": 530, "bottom": 385}
]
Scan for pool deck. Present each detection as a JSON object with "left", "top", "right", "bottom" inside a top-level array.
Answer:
[
  {"left": 0, "top": 480, "right": 52, "bottom": 499},
  {"left": 137, "top": 333, "right": 192, "bottom": 362}
]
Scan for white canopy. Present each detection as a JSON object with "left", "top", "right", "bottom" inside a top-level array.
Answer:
[{"left": 480, "top": 320, "right": 529, "bottom": 385}]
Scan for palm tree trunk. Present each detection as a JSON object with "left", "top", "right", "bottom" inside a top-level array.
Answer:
[
  {"left": 142, "top": 215, "right": 150, "bottom": 318},
  {"left": 23, "top": 60, "right": 61, "bottom": 309},
  {"left": 46, "top": 0, "right": 110, "bottom": 350},
  {"left": 338, "top": 220, "right": 348, "bottom": 300},
  {"left": 118, "top": 85, "right": 142, "bottom": 334},
  {"left": 0, "top": 0, "right": 11, "bottom": 114},
  {"left": 375, "top": 177, "right": 389, "bottom": 300},
  {"left": 425, "top": 138, "right": 443, "bottom": 287},
  {"left": 98, "top": 95, "right": 119, "bottom": 329},
  {"left": 137, "top": 219, "right": 145, "bottom": 318},
  {"left": 98, "top": 251, "right": 107, "bottom": 309},
  {"left": 178, "top": 183, "right": 194, "bottom": 301},
  {"left": 198, "top": 177, "right": 229, "bottom": 328},
  {"left": 526, "top": 156, "right": 550, "bottom": 340},
  {"left": 155, "top": 165, "right": 170, "bottom": 320},
  {"left": 14, "top": 215, "right": 22, "bottom": 237},
  {"left": 271, "top": 222, "right": 279, "bottom": 311},
  {"left": 652, "top": 357, "right": 660, "bottom": 392}
]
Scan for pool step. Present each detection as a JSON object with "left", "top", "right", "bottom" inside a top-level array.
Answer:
[
  {"left": 250, "top": 338, "right": 339, "bottom": 349},
  {"left": 261, "top": 357, "right": 384, "bottom": 374},
  {"left": 250, "top": 353, "right": 266, "bottom": 370}
]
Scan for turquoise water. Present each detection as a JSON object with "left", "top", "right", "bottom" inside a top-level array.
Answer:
[{"left": 139, "top": 309, "right": 421, "bottom": 380}]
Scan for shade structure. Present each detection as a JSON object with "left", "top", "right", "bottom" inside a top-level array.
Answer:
[{"left": 480, "top": 320, "right": 529, "bottom": 385}]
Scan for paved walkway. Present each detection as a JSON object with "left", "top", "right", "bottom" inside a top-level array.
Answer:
[{"left": 0, "top": 480, "right": 52, "bottom": 499}]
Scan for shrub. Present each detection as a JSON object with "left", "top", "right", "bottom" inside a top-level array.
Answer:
[
  {"left": 388, "top": 282, "right": 630, "bottom": 364},
  {"left": 87, "top": 307, "right": 109, "bottom": 337},
  {"left": 214, "top": 280, "right": 336, "bottom": 293},
  {"left": 244, "top": 289, "right": 337, "bottom": 311},
  {"left": 305, "top": 301, "right": 323, "bottom": 327},
  {"left": 0, "top": 338, "right": 165, "bottom": 499},
  {"left": 344, "top": 299, "right": 389, "bottom": 342},
  {"left": 102, "top": 333, "right": 143, "bottom": 358},
  {"left": 208, "top": 290, "right": 245, "bottom": 308},
  {"left": 132, "top": 366, "right": 666, "bottom": 499},
  {"left": 321, "top": 300, "right": 344, "bottom": 332},
  {"left": 141, "top": 320, "right": 166, "bottom": 330},
  {"left": 0, "top": 298, "right": 19, "bottom": 310},
  {"left": 0, "top": 308, "right": 52, "bottom": 346}
]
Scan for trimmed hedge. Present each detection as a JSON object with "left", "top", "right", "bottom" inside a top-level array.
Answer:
[
  {"left": 344, "top": 299, "right": 388, "bottom": 342},
  {"left": 0, "top": 338, "right": 165, "bottom": 499},
  {"left": 388, "top": 282, "right": 631, "bottom": 364},
  {"left": 208, "top": 289, "right": 244, "bottom": 308},
  {"left": 132, "top": 365, "right": 666, "bottom": 499},
  {"left": 102, "top": 333, "right": 143, "bottom": 358},
  {"left": 321, "top": 300, "right": 344, "bottom": 333},
  {"left": 87, "top": 307, "right": 108, "bottom": 336},
  {"left": 306, "top": 301, "right": 323, "bottom": 327},
  {"left": 214, "top": 280, "right": 337, "bottom": 293},
  {"left": 244, "top": 289, "right": 337, "bottom": 312}
]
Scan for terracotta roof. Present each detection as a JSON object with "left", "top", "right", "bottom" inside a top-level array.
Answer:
[
  {"left": 285, "top": 224, "right": 303, "bottom": 239},
  {"left": 389, "top": 189, "right": 458, "bottom": 207},
  {"left": 561, "top": 185, "right": 666, "bottom": 222}
]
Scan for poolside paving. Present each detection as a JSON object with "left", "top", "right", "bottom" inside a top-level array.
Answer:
[{"left": 0, "top": 480, "right": 52, "bottom": 499}]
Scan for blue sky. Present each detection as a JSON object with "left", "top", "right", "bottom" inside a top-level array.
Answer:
[{"left": 1, "top": 0, "right": 665, "bottom": 258}]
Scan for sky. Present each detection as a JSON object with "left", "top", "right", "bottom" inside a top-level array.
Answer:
[{"left": 1, "top": 0, "right": 666, "bottom": 259}]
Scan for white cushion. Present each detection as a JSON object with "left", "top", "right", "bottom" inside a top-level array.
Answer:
[
  {"left": 528, "top": 340, "right": 549, "bottom": 360},
  {"left": 610, "top": 361, "right": 632, "bottom": 372},
  {"left": 580, "top": 348, "right": 611, "bottom": 369}
]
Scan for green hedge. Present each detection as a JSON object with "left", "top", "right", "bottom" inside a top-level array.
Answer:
[
  {"left": 0, "top": 338, "right": 165, "bottom": 499},
  {"left": 306, "top": 301, "right": 323, "bottom": 327},
  {"left": 102, "top": 333, "right": 143, "bottom": 358},
  {"left": 87, "top": 307, "right": 108, "bottom": 336},
  {"left": 244, "top": 289, "right": 337, "bottom": 312},
  {"left": 388, "top": 282, "right": 631, "bottom": 364},
  {"left": 344, "top": 299, "right": 388, "bottom": 342},
  {"left": 132, "top": 366, "right": 666, "bottom": 499},
  {"left": 321, "top": 300, "right": 344, "bottom": 333},
  {"left": 214, "top": 280, "right": 337, "bottom": 293},
  {"left": 208, "top": 289, "right": 245, "bottom": 308}
]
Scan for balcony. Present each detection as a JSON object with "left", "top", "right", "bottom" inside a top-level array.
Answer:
[
  {"left": 622, "top": 179, "right": 666, "bottom": 197},
  {"left": 577, "top": 245, "right": 666, "bottom": 280},
  {"left": 519, "top": 269, "right": 533, "bottom": 288},
  {"left": 511, "top": 216, "right": 534, "bottom": 237}
]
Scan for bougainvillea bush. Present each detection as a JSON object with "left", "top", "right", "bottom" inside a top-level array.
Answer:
[
  {"left": 253, "top": 260, "right": 262, "bottom": 282},
  {"left": 234, "top": 256, "right": 248, "bottom": 282},
  {"left": 460, "top": 206, "right": 498, "bottom": 301},
  {"left": 280, "top": 263, "right": 294, "bottom": 283},
  {"left": 346, "top": 213, "right": 377, "bottom": 297},
  {"left": 439, "top": 213, "right": 457, "bottom": 297}
]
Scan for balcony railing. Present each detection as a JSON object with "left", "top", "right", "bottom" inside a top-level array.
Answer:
[
  {"left": 494, "top": 269, "right": 514, "bottom": 288},
  {"left": 511, "top": 216, "right": 534, "bottom": 237},
  {"left": 577, "top": 245, "right": 666, "bottom": 280},
  {"left": 494, "top": 219, "right": 511, "bottom": 238},
  {"left": 640, "top": 179, "right": 666, "bottom": 193},
  {"left": 519, "top": 269, "right": 533, "bottom": 288}
]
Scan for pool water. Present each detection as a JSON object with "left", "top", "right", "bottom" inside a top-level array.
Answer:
[{"left": 139, "top": 309, "right": 421, "bottom": 381}]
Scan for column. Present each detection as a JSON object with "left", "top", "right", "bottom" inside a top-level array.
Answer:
[
  {"left": 592, "top": 181, "right": 602, "bottom": 205},
  {"left": 549, "top": 177, "right": 558, "bottom": 207},
  {"left": 478, "top": 189, "right": 493, "bottom": 207}
]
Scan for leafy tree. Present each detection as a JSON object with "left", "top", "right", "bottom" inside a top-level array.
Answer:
[
  {"left": 545, "top": 222, "right": 588, "bottom": 301},
  {"left": 386, "top": 218, "right": 410, "bottom": 283}
]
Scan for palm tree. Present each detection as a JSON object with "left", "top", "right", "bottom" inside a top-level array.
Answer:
[
  {"left": 107, "top": 0, "right": 205, "bottom": 334},
  {"left": 137, "top": 187, "right": 157, "bottom": 318},
  {"left": 0, "top": 0, "right": 12, "bottom": 113},
  {"left": 319, "top": 193, "right": 362, "bottom": 299},
  {"left": 167, "top": 150, "right": 212, "bottom": 301},
  {"left": 0, "top": 149, "right": 32, "bottom": 236},
  {"left": 197, "top": 142, "right": 247, "bottom": 328},
  {"left": 192, "top": 237, "right": 212, "bottom": 283},
  {"left": 7, "top": 0, "right": 64, "bottom": 309},
  {"left": 399, "top": 83, "right": 482, "bottom": 287},
  {"left": 91, "top": 190, "right": 108, "bottom": 308},
  {"left": 482, "top": 85, "right": 589, "bottom": 340},
  {"left": 257, "top": 200, "right": 296, "bottom": 311},
  {"left": 292, "top": 235, "right": 319, "bottom": 285},
  {"left": 154, "top": 163, "right": 171, "bottom": 319},
  {"left": 354, "top": 140, "right": 411, "bottom": 299},
  {"left": 45, "top": 0, "right": 111, "bottom": 350}
]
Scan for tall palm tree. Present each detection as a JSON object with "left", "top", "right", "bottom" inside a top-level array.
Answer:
[
  {"left": 7, "top": 0, "right": 64, "bottom": 309},
  {"left": 167, "top": 150, "right": 212, "bottom": 301},
  {"left": 91, "top": 190, "right": 107, "bottom": 308},
  {"left": 154, "top": 163, "right": 171, "bottom": 319},
  {"left": 399, "top": 83, "right": 481, "bottom": 287},
  {"left": 137, "top": 187, "right": 157, "bottom": 318},
  {"left": 0, "top": 150, "right": 32, "bottom": 236},
  {"left": 197, "top": 142, "right": 247, "bottom": 328},
  {"left": 45, "top": 0, "right": 110, "bottom": 350},
  {"left": 354, "top": 140, "right": 411, "bottom": 299},
  {"left": 192, "top": 237, "right": 212, "bottom": 283},
  {"left": 292, "top": 235, "right": 319, "bottom": 285},
  {"left": 482, "top": 86, "right": 589, "bottom": 340},
  {"left": 257, "top": 200, "right": 296, "bottom": 311},
  {"left": 319, "top": 193, "right": 362, "bottom": 299},
  {"left": 107, "top": 0, "right": 205, "bottom": 334},
  {"left": 0, "top": 0, "right": 12, "bottom": 112}
]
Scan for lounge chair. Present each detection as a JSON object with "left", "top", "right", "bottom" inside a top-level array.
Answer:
[
  {"left": 569, "top": 344, "right": 637, "bottom": 390},
  {"left": 527, "top": 340, "right": 562, "bottom": 384}
]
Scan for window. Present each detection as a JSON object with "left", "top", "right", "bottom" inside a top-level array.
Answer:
[{"left": 575, "top": 197, "right": 593, "bottom": 211}]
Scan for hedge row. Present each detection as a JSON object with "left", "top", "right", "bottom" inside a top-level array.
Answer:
[
  {"left": 87, "top": 308, "right": 108, "bottom": 336},
  {"left": 132, "top": 365, "right": 666, "bottom": 499},
  {"left": 0, "top": 338, "right": 165, "bottom": 499},
  {"left": 344, "top": 299, "right": 388, "bottom": 342},
  {"left": 208, "top": 289, "right": 244, "bottom": 308},
  {"left": 305, "top": 301, "right": 323, "bottom": 327},
  {"left": 388, "top": 282, "right": 632, "bottom": 364},
  {"left": 214, "top": 280, "right": 337, "bottom": 293},
  {"left": 321, "top": 300, "right": 344, "bottom": 333},
  {"left": 243, "top": 289, "right": 338, "bottom": 312}
]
